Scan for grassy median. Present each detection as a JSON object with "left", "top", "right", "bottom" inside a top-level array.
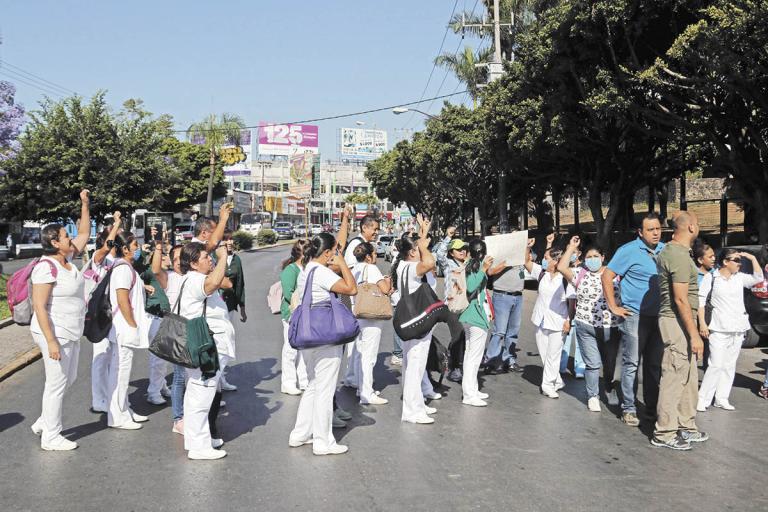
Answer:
[{"left": 0, "top": 274, "right": 9, "bottom": 320}]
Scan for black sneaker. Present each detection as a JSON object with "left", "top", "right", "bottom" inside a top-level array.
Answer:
[
  {"left": 650, "top": 435, "right": 691, "bottom": 451},
  {"left": 679, "top": 430, "right": 709, "bottom": 443}
]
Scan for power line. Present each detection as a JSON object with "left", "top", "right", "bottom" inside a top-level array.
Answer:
[
  {"left": 172, "top": 90, "right": 468, "bottom": 134},
  {"left": 0, "top": 59, "right": 78, "bottom": 95},
  {"left": 0, "top": 69, "right": 66, "bottom": 98},
  {"left": 402, "top": 0, "right": 461, "bottom": 130}
]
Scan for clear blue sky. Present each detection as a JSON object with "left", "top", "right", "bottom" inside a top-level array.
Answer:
[{"left": 1, "top": 0, "right": 481, "bottom": 157}]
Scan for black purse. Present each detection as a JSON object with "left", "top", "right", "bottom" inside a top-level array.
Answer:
[
  {"left": 704, "top": 274, "right": 716, "bottom": 327},
  {"left": 148, "top": 280, "right": 200, "bottom": 368},
  {"left": 393, "top": 266, "right": 447, "bottom": 341}
]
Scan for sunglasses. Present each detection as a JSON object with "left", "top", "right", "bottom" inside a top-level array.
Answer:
[{"left": 727, "top": 258, "right": 742, "bottom": 263}]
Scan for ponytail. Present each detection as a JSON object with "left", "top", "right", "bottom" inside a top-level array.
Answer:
[
  {"left": 390, "top": 234, "right": 418, "bottom": 290},
  {"left": 283, "top": 239, "right": 311, "bottom": 269},
  {"left": 302, "top": 232, "right": 336, "bottom": 266}
]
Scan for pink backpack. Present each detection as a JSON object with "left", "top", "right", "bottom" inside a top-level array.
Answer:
[
  {"left": 7, "top": 257, "right": 58, "bottom": 325},
  {"left": 267, "top": 281, "right": 283, "bottom": 314}
]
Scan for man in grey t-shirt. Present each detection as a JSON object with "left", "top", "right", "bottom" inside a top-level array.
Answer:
[{"left": 484, "top": 261, "right": 526, "bottom": 373}]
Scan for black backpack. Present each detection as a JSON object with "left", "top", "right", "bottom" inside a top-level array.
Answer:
[{"left": 83, "top": 262, "right": 135, "bottom": 343}]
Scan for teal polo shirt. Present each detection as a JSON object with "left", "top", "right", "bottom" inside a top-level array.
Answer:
[{"left": 606, "top": 237, "right": 665, "bottom": 315}]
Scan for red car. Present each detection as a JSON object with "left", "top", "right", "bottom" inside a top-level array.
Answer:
[{"left": 322, "top": 223, "right": 333, "bottom": 233}]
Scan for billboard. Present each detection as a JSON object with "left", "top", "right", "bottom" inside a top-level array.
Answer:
[
  {"left": 288, "top": 151, "right": 315, "bottom": 196},
  {"left": 258, "top": 122, "right": 319, "bottom": 156},
  {"left": 340, "top": 128, "right": 388, "bottom": 159}
]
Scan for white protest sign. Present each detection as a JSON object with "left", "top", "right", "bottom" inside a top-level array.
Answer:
[{"left": 484, "top": 230, "right": 529, "bottom": 267}]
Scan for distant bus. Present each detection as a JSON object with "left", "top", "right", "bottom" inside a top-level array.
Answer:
[{"left": 240, "top": 212, "right": 272, "bottom": 235}]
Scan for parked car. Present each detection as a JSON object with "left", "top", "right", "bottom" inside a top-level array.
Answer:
[
  {"left": 376, "top": 235, "right": 394, "bottom": 257},
  {"left": 311, "top": 224, "right": 323, "bottom": 235},
  {"left": 385, "top": 242, "right": 399, "bottom": 262},
  {"left": 293, "top": 224, "right": 308, "bottom": 238},
  {"left": 273, "top": 221, "right": 294, "bottom": 240},
  {"left": 174, "top": 221, "right": 194, "bottom": 243},
  {"left": 722, "top": 245, "right": 768, "bottom": 347}
]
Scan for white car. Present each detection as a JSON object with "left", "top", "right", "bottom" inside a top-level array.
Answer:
[{"left": 310, "top": 224, "right": 323, "bottom": 235}]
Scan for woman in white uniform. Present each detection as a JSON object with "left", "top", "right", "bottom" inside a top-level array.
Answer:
[
  {"left": 289, "top": 232, "right": 357, "bottom": 456},
  {"left": 351, "top": 241, "right": 391, "bottom": 405},
  {"left": 391, "top": 215, "right": 439, "bottom": 424},
  {"left": 178, "top": 242, "right": 233, "bottom": 460},
  {"left": 106, "top": 231, "right": 151, "bottom": 430},
  {"left": 30, "top": 189, "right": 91, "bottom": 450},
  {"left": 279, "top": 239, "right": 310, "bottom": 395}
]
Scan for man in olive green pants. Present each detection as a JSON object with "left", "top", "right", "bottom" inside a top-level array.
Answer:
[{"left": 652, "top": 211, "right": 709, "bottom": 450}]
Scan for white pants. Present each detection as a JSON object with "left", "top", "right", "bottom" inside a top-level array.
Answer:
[
  {"left": 402, "top": 331, "right": 432, "bottom": 422},
  {"left": 290, "top": 344, "right": 343, "bottom": 452},
  {"left": 218, "top": 353, "right": 233, "bottom": 392},
  {"left": 146, "top": 317, "right": 167, "bottom": 397},
  {"left": 281, "top": 320, "right": 308, "bottom": 390},
  {"left": 227, "top": 310, "right": 239, "bottom": 364},
  {"left": 343, "top": 340, "right": 359, "bottom": 386},
  {"left": 91, "top": 338, "right": 111, "bottom": 411},
  {"left": 355, "top": 319, "right": 384, "bottom": 403},
  {"left": 33, "top": 333, "right": 79, "bottom": 445},
  {"left": 462, "top": 325, "right": 488, "bottom": 400},
  {"left": 183, "top": 368, "right": 221, "bottom": 451},
  {"left": 699, "top": 331, "right": 744, "bottom": 405},
  {"left": 107, "top": 340, "right": 137, "bottom": 427},
  {"left": 535, "top": 327, "right": 565, "bottom": 393}
]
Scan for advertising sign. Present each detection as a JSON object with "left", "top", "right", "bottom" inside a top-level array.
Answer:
[
  {"left": 340, "top": 128, "right": 388, "bottom": 159},
  {"left": 258, "top": 122, "right": 319, "bottom": 156},
  {"left": 288, "top": 151, "right": 314, "bottom": 196}
]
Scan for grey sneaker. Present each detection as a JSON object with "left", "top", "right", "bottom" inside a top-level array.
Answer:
[
  {"left": 679, "top": 430, "right": 709, "bottom": 443},
  {"left": 621, "top": 412, "right": 640, "bottom": 426},
  {"left": 447, "top": 368, "right": 463, "bottom": 382},
  {"left": 650, "top": 435, "right": 691, "bottom": 451}
]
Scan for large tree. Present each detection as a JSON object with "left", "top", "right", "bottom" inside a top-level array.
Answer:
[{"left": 0, "top": 81, "right": 24, "bottom": 166}]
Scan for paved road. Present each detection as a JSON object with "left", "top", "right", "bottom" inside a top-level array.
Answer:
[{"left": 1, "top": 246, "right": 767, "bottom": 511}]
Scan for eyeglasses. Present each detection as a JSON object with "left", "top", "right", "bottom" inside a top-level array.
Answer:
[{"left": 727, "top": 258, "right": 742, "bottom": 263}]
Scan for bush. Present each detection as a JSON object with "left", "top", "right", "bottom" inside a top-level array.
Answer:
[
  {"left": 232, "top": 230, "right": 254, "bottom": 251},
  {"left": 256, "top": 228, "right": 277, "bottom": 246}
]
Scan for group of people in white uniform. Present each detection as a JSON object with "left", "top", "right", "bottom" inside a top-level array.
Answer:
[{"left": 29, "top": 191, "right": 245, "bottom": 460}]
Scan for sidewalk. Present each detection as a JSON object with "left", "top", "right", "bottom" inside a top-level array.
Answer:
[{"left": 0, "top": 320, "right": 39, "bottom": 382}]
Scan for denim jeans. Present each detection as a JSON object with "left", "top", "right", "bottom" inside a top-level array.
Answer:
[
  {"left": 560, "top": 324, "right": 585, "bottom": 375},
  {"left": 171, "top": 364, "right": 186, "bottom": 421},
  {"left": 575, "top": 321, "right": 620, "bottom": 398},
  {"left": 392, "top": 332, "right": 403, "bottom": 358},
  {"left": 618, "top": 313, "right": 663, "bottom": 413},
  {"left": 486, "top": 292, "right": 523, "bottom": 366}
]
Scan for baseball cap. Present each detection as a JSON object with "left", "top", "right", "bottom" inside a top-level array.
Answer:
[{"left": 448, "top": 239, "right": 468, "bottom": 251}]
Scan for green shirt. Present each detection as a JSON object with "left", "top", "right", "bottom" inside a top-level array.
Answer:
[
  {"left": 657, "top": 242, "right": 699, "bottom": 318},
  {"left": 458, "top": 269, "right": 490, "bottom": 330},
  {"left": 280, "top": 262, "right": 301, "bottom": 321}
]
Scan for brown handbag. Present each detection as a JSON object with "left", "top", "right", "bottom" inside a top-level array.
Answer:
[{"left": 353, "top": 265, "right": 393, "bottom": 320}]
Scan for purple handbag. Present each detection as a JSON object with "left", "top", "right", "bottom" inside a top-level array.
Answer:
[{"left": 288, "top": 267, "right": 360, "bottom": 350}]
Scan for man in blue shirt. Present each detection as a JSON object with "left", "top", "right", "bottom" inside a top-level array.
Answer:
[{"left": 602, "top": 213, "right": 665, "bottom": 427}]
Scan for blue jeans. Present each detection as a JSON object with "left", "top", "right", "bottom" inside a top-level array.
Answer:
[
  {"left": 560, "top": 324, "right": 585, "bottom": 375},
  {"left": 171, "top": 364, "right": 186, "bottom": 421},
  {"left": 575, "top": 322, "right": 621, "bottom": 398},
  {"left": 618, "top": 314, "right": 663, "bottom": 413},
  {"left": 393, "top": 332, "right": 403, "bottom": 358},
  {"left": 486, "top": 292, "right": 523, "bottom": 366}
]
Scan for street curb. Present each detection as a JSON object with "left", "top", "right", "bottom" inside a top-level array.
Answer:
[
  {"left": 244, "top": 240, "right": 296, "bottom": 252},
  {"left": 0, "top": 317, "right": 13, "bottom": 329},
  {"left": 0, "top": 346, "right": 41, "bottom": 383}
]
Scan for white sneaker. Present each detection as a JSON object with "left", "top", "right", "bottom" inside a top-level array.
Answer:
[
  {"left": 332, "top": 416, "right": 347, "bottom": 429},
  {"left": 147, "top": 395, "right": 166, "bottom": 406},
  {"left": 31, "top": 419, "right": 43, "bottom": 436},
  {"left": 313, "top": 444, "right": 348, "bottom": 456},
  {"left": 411, "top": 416, "right": 435, "bottom": 424},
  {"left": 555, "top": 382, "right": 565, "bottom": 391},
  {"left": 110, "top": 421, "right": 143, "bottom": 430},
  {"left": 41, "top": 436, "right": 78, "bottom": 451},
  {"left": 288, "top": 437, "right": 313, "bottom": 448},
  {"left": 462, "top": 398, "right": 488, "bottom": 407},
  {"left": 478, "top": 392, "right": 489, "bottom": 400},
  {"left": 219, "top": 400, "right": 226, "bottom": 408},
  {"left": 172, "top": 419, "right": 184, "bottom": 435},
  {"left": 424, "top": 392, "right": 442, "bottom": 400},
  {"left": 425, "top": 406, "right": 437, "bottom": 415},
  {"left": 130, "top": 409, "right": 149, "bottom": 423},
  {"left": 390, "top": 355, "right": 403, "bottom": 367},
  {"left": 188, "top": 448, "right": 227, "bottom": 460},
  {"left": 714, "top": 401, "right": 735, "bottom": 411},
  {"left": 220, "top": 378, "right": 238, "bottom": 392},
  {"left": 335, "top": 408, "right": 353, "bottom": 421},
  {"left": 211, "top": 438, "right": 225, "bottom": 449},
  {"left": 362, "top": 395, "right": 389, "bottom": 405},
  {"left": 696, "top": 401, "right": 708, "bottom": 412},
  {"left": 541, "top": 388, "right": 559, "bottom": 399},
  {"left": 281, "top": 386, "right": 302, "bottom": 396},
  {"left": 588, "top": 397, "right": 601, "bottom": 412}
]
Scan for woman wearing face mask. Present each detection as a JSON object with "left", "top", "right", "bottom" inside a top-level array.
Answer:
[
  {"left": 458, "top": 239, "right": 493, "bottom": 407},
  {"left": 351, "top": 241, "right": 391, "bottom": 406},
  {"left": 697, "top": 249, "right": 763, "bottom": 411},
  {"left": 289, "top": 232, "right": 357, "bottom": 456},
  {"left": 152, "top": 244, "right": 188, "bottom": 434},
  {"left": 559, "top": 236, "right": 622, "bottom": 412},
  {"left": 525, "top": 239, "right": 575, "bottom": 399},
  {"left": 106, "top": 231, "right": 152, "bottom": 430},
  {"left": 30, "top": 190, "right": 91, "bottom": 450}
]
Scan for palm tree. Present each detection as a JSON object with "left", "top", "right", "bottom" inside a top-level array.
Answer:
[
  {"left": 434, "top": 46, "right": 492, "bottom": 107},
  {"left": 187, "top": 113, "right": 246, "bottom": 216}
]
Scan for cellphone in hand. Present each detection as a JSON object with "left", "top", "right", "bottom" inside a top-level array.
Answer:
[{"left": 154, "top": 224, "right": 163, "bottom": 241}]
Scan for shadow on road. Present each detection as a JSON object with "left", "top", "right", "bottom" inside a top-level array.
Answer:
[
  {"left": 0, "top": 412, "right": 25, "bottom": 432},
  {"left": 220, "top": 358, "right": 282, "bottom": 442}
]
